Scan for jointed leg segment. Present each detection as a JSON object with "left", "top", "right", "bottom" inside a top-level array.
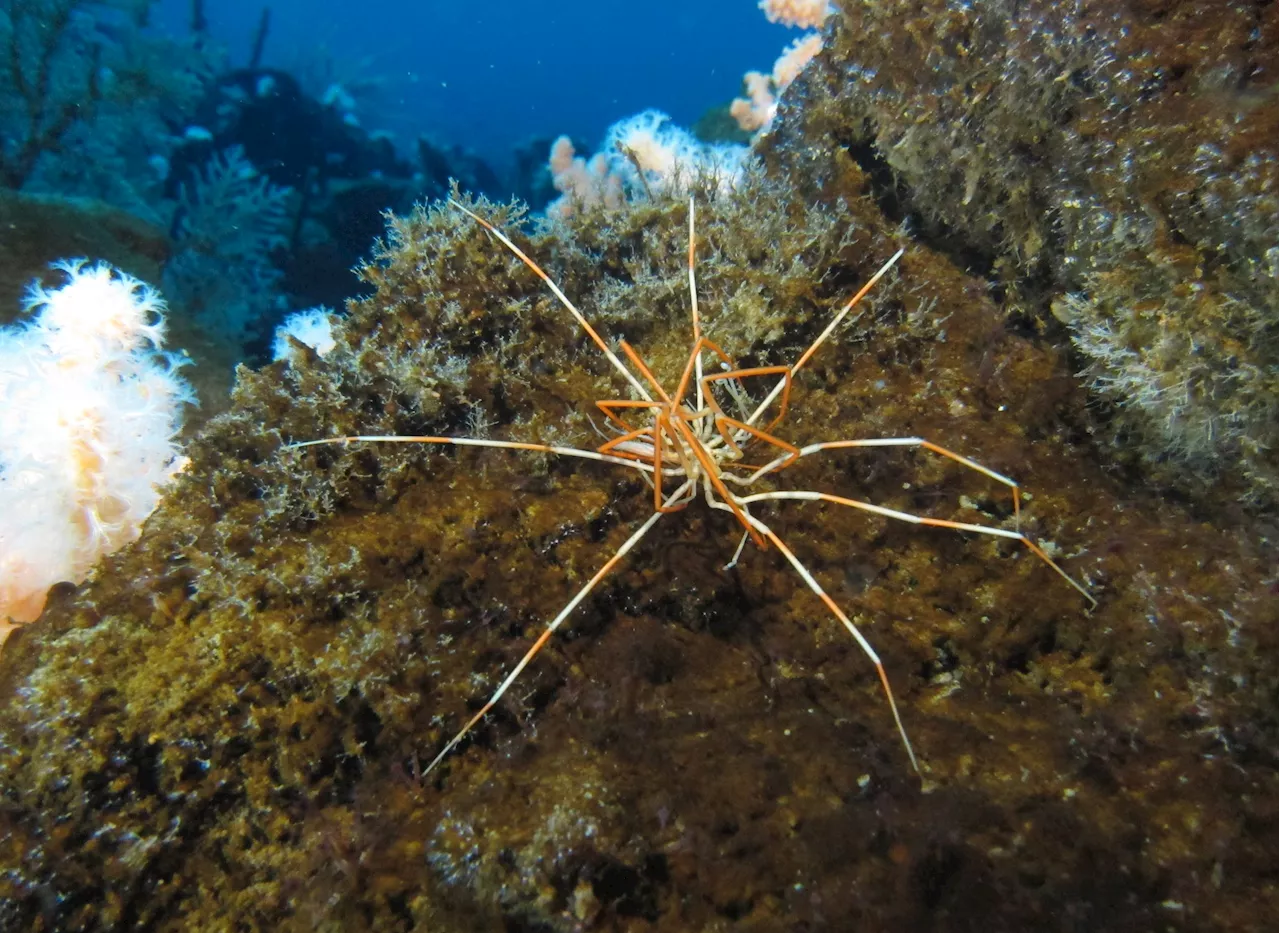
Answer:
[
  {"left": 422, "top": 481, "right": 692, "bottom": 776},
  {"left": 286, "top": 198, "right": 1093, "bottom": 780}
]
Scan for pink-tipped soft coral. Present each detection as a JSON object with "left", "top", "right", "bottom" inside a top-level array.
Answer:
[
  {"left": 545, "top": 136, "right": 625, "bottom": 218},
  {"left": 734, "top": 6, "right": 831, "bottom": 134},
  {"left": 547, "top": 111, "right": 747, "bottom": 216},
  {"left": 759, "top": 0, "right": 832, "bottom": 29},
  {"left": 0, "top": 261, "right": 194, "bottom": 639}
]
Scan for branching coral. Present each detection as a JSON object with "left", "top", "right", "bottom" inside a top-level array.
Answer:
[
  {"left": 1, "top": 0, "right": 215, "bottom": 212},
  {"left": 164, "top": 145, "right": 294, "bottom": 337}
]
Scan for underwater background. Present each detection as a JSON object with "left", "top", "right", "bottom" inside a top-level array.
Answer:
[
  {"left": 0, "top": 1, "right": 1276, "bottom": 931},
  {"left": 148, "top": 0, "right": 788, "bottom": 174}
]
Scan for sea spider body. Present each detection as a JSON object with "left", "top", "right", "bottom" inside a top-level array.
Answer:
[{"left": 288, "top": 197, "right": 1094, "bottom": 778}]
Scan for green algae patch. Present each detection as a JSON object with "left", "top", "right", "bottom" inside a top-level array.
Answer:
[{"left": 0, "top": 173, "right": 1274, "bottom": 932}]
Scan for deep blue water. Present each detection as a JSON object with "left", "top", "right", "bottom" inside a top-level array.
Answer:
[{"left": 153, "top": 1, "right": 789, "bottom": 172}]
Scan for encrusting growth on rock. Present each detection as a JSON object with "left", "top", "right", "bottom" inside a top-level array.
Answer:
[{"left": 0, "top": 166, "right": 1271, "bottom": 930}]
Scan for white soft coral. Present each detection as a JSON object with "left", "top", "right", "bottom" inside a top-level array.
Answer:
[
  {"left": 546, "top": 111, "right": 747, "bottom": 217},
  {"left": 0, "top": 261, "right": 194, "bottom": 636}
]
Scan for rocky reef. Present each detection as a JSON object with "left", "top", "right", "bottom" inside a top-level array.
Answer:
[
  {"left": 0, "top": 2, "right": 1275, "bottom": 930},
  {"left": 766, "top": 0, "right": 1277, "bottom": 507},
  {"left": 0, "top": 170, "right": 1274, "bottom": 930}
]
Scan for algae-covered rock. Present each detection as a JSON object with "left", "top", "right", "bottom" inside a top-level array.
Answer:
[
  {"left": 0, "top": 164, "right": 1273, "bottom": 931},
  {"left": 764, "top": 0, "right": 1278, "bottom": 507}
]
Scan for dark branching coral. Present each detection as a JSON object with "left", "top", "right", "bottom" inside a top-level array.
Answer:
[
  {"left": 1, "top": 0, "right": 216, "bottom": 215},
  {"left": 765, "top": 0, "right": 1278, "bottom": 506},
  {"left": 0, "top": 0, "right": 114, "bottom": 189},
  {"left": 0, "top": 170, "right": 1274, "bottom": 931}
]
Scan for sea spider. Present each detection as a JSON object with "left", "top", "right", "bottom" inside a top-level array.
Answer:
[{"left": 287, "top": 198, "right": 1095, "bottom": 777}]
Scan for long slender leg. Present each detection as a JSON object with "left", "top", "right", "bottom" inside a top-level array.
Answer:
[
  {"left": 686, "top": 198, "right": 706, "bottom": 413},
  {"left": 671, "top": 415, "right": 766, "bottom": 549},
  {"left": 449, "top": 198, "right": 653, "bottom": 404},
  {"left": 670, "top": 335, "right": 736, "bottom": 418},
  {"left": 710, "top": 500, "right": 920, "bottom": 772},
  {"left": 423, "top": 480, "right": 693, "bottom": 777},
  {"left": 743, "top": 248, "right": 905, "bottom": 430},
  {"left": 710, "top": 414, "right": 800, "bottom": 473},
  {"left": 702, "top": 364, "right": 793, "bottom": 435},
  {"left": 740, "top": 489, "right": 1095, "bottom": 607},
  {"left": 746, "top": 437, "right": 1025, "bottom": 523},
  {"left": 284, "top": 433, "right": 655, "bottom": 476},
  {"left": 724, "top": 528, "right": 751, "bottom": 570}
]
